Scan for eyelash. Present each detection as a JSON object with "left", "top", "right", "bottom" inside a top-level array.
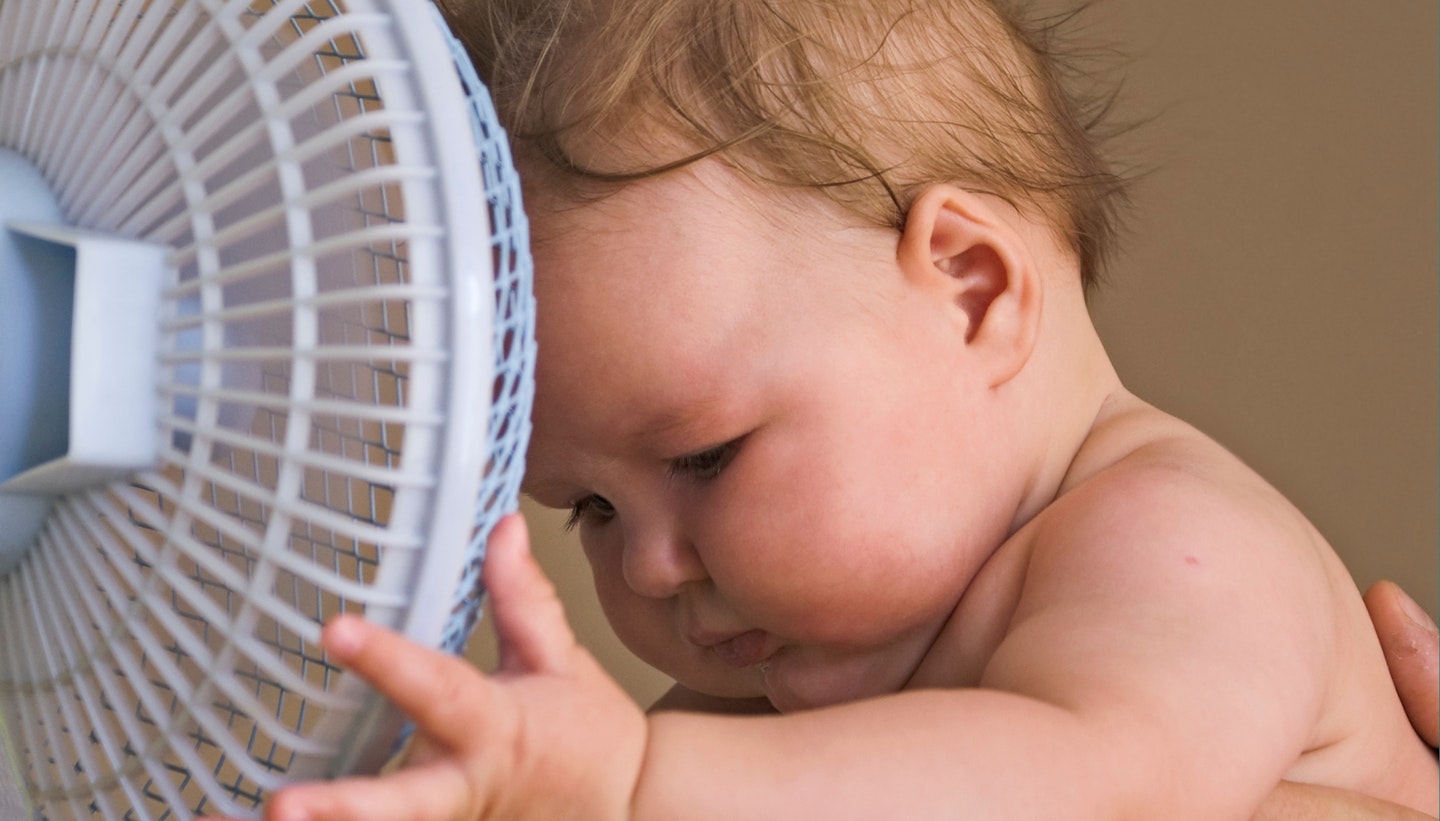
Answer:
[
  {"left": 561, "top": 439, "right": 743, "bottom": 532},
  {"left": 563, "top": 495, "right": 614, "bottom": 532},
  {"left": 667, "top": 439, "right": 741, "bottom": 481}
]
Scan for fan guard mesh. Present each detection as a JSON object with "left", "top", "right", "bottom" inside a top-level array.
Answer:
[{"left": 0, "top": 0, "right": 534, "bottom": 818}]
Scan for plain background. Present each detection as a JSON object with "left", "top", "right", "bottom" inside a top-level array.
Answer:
[{"left": 468, "top": 0, "right": 1439, "bottom": 706}]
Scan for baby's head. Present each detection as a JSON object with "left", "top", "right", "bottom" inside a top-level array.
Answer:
[
  {"left": 451, "top": 0, "right": 1128, "bottom": 710},
  {"left": 449, "top": 0, "right": 1126, "bottom": 288}
]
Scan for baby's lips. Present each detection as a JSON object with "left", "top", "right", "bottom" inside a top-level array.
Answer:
[{"left": 708, "top": 629, "right": 773, "bottom": 669}]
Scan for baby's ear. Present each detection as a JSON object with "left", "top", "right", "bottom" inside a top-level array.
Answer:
[{"left": 897, "top": 185, "right": 1042, "bottom": 387}]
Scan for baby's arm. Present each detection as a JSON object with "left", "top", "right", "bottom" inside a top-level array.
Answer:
[
  {"left": 237, "top": 499, "right": 1430, "bottom": 820},
  {"left": 655, "top": 583, "right": 1440, "bottom": 819},
  {"left": 633, "top": 474, "right": 1340, "bottom": 818},
  {"left": 656, "top": 590, "right": 1440, "bottom": 821}
]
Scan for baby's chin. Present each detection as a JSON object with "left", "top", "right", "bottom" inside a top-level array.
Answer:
[
  {"left": 758, "top": 648, "right": 903, "bottom": 714},
  {"left": 661, "top": 643, "right": 912, "bottom": 713}
]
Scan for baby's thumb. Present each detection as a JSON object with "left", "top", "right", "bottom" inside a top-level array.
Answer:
[{"left": 484, "top": 513, "right": 577, "bottom": 676}]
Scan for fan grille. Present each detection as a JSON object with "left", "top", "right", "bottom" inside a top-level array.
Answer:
[{"left": 0, "top": 1, "right": 528, "bottom": 818}]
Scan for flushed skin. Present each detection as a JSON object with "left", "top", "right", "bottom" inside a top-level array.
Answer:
[
  {"left": 200, "top": 0, "right": 1440, "bottom": 813},
  {"left": 223, "top": 163, "right": 1436, "bottom": 821}
]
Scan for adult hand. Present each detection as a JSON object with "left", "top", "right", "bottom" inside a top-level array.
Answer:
[
  {"left": 206, "top": 514, "right": 648, "bottom": 821},
  {"left": 1366, "top": 580, "right": 1438, "bottom": 749}
]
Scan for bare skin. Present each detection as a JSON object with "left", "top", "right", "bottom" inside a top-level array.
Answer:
[
  {"left": 1366, "top": 581, "right": 1440, "bottom": 748},
  {"left": 237, "top": 526, "right": 1438, "bottom": 821},
  {"left": 1259, "top": 581, "right": 1440, "bottom": 821},
  {"left": 648, "top": 583, "right": 1440, "bottom": 817},
  {"left": 220, "top": 165, "right": 1438, "bottom": 820}
]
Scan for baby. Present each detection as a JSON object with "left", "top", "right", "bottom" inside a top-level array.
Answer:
[{"left": 245, "top": 0, "right": 1439, "bottom": 818}]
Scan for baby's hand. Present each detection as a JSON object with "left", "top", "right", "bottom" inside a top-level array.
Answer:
[{"left": 225, "top": 514, "right": 649, "bottom": 821}]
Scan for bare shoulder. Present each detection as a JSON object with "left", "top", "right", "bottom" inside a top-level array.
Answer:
[
  {"left": 996, "top": 397, "right": 1437, "bottom": 811},
  {"left": 1007, "top": 401, "right": 1348, "bottom": 703},
  {"left": 1025, "top": 401, "right": 1335, "bottom": 611}
]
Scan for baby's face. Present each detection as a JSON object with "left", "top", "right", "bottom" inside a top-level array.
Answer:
[{"left": 522, "top": 162, "right": 1018, "bottom": 711}]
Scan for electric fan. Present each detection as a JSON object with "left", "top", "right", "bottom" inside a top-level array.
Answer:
[{"left": 0, "top": 0, "right": 536, "bottom": 818}]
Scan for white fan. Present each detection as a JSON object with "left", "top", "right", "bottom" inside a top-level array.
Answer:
[{"left": 0, "top": 0, "right": 536, "bottom": 818}]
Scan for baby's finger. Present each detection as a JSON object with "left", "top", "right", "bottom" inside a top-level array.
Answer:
[
  {"left": 321, "top": 615, "right": 497, "bottom": 752},
  {"left": 260, "top": 761, "right": 475, "bottom": 821},
  {"left": 485, "top": 514, "right": 577, "bottom": 676}
]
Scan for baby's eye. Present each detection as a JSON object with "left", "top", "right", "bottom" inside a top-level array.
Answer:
[
  {"left": 563, "top": 494, "right": 615, "bottom": 531},
  {"left": 669, "top": 439, "right": 741, "bottom": 481}
]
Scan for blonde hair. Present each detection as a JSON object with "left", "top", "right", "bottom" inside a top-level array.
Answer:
[{"left": 440, "top": 0, "right": 1129, "bottom": 288}]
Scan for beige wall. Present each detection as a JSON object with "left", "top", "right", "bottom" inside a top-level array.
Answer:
[
  {"left": 1085, "top": 0, "right": 1438, "bottom": 620},
  {"left": 470, "top": 0, "right": 1438, "bottom": 704}
]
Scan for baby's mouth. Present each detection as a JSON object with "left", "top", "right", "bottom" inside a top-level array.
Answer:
[{"left": 708, "top": 629, "right": 772, "bottom": 669}]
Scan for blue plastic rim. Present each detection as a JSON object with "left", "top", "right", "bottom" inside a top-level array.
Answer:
[{"left": 431, "top": 2, "right": 537, "bottom": 658}]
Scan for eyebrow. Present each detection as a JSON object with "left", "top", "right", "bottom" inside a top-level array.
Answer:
[
  {"left": 519, "top": 387, "right": 734, "bottom": 500},
  {"left": 625, "top": 389, "right": 732, "bottom": 451}
]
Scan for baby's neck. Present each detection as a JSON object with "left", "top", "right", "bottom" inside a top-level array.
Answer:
[{"left": 1004, "top": 276, "right": 1125, "bottom": 535}]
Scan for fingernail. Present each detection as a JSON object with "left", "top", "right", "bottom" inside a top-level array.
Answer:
[
  {"left": 271, "top": 805, "right": 311, "bottom": 821},
  {"left": 497, "top": 514, "right": 530, "bottom": 554},
  {"left": 514, "top": 516, "right": 532, "bottom": 556},
  {"left": 324, "top": 616, "right": 365, "bottom": 657},
  {"left": 1397, "top": 590, "right": 1438, "bottom": 634}
]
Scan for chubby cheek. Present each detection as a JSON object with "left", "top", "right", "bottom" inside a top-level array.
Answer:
[
  {"left": 722, "top": 519, "right": 958, "bottom": 645},
  {"left": 700, "top": 440, "right": 971, "bottom": 644}
]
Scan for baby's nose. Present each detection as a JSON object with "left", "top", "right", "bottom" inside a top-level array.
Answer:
[{"left": 622, "top": 524, "right": 707, "bottom": 598}]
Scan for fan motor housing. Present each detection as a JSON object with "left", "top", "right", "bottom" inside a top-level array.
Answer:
[{"left": 0, "top": 148, "right": 166, "bottom": 570}]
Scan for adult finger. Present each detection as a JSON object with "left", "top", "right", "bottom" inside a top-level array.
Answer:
[
  {"left": 258, "top": 761, "right": 476, "bottom": 821},
  {"left": 321, "top": 615, "right": 500, "bottom": 752},
  {"left": 1365, "top": 580, "right": 1439, "bottom": 749},
  {"left": 484, "top": 513, "right": 577, "bottom": 676}
]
